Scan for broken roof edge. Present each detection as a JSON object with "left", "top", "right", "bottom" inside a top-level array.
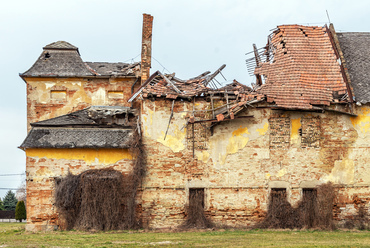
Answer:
[
  {"left": 19, "top": 127, "right": 134, "bottom": 150},
  {"left": 128, "top": 70, "right": 160, "bottom": 102},
  {"left": 30, "top": 106, "right": 137, "bottom": 127},
  {"left": 128, "top": 65, "right": 231, "bottom": 103},
  {"left": 327, "top": 23, "right": 355, "bottom": 103}
]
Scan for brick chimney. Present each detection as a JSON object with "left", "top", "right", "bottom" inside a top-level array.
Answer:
[{"left": 141, "top": 14, "right": 153, "bottom": 84}]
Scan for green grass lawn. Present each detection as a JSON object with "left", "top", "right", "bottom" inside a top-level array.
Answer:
[{"left": 1, "top": 223, "right": 370, "bottom": 247}]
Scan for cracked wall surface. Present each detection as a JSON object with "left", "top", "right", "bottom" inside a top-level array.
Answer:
[
  {"left": 25, "top": 77, "right": 137, "bottom": 132},
  {"left": 140, "top": 99, "right": 370, "bottom": 228}
]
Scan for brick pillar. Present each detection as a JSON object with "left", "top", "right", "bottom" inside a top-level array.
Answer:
[{"left": 141, "top": 13, "right": 153, "bottom": 84}]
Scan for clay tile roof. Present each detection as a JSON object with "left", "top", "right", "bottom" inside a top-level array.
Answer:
[
  {"left": 337, "top": 32, "right": 370, "bottom": 104},
  {"left": 254, "top": 25, "right": 348, "bottom": 109},
  {"left": 21, "top": 41, "right": 140, "bottom": 78},
  {"left": 218, "top": 80, "right": 252, "bottom": 93}
]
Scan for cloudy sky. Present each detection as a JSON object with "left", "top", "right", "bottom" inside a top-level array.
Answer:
[{"left": 0, "top": 0, "right": 369, "bottom": 198}]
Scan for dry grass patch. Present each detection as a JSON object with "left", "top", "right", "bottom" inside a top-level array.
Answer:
[{"left": 1, "top": 223, "right": 370, "bottom": 247}]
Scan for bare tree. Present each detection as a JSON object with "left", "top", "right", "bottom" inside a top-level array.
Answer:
[{"left": 16, "top": 181, "right": 26, "bottom": 205}]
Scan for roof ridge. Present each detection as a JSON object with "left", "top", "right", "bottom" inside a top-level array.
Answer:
[{"left": 43, "top": 41, "right": 78, "bottom": 50}]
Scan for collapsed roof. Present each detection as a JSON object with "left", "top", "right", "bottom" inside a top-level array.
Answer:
[
  {"left": 130, "top": 24, "right": 358, "bottom": 116},
  {"left": 250, "top": 25, "right": 350, "bottom": 110},
  {"left": 128, "top": 65, "right": 259, "bottom": 104},
  {"left": 21, "top": 41, "right": 140, "bottom": 78},
  {"left": 19, "top": 106, "right": 136, "bottom": 149}
]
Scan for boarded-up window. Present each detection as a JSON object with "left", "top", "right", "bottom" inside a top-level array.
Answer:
[
  {"left": 269, "top": 117, "right": 290, "bottom": 149},
  {"left": 301, "top": 117, "right": 321, "bottom": 148},
  {"left": 108, "top": 91, "right": 124, "bottom": 99},
  {"left": 51, "top": 90, "right": 67, "bottom": 100}
]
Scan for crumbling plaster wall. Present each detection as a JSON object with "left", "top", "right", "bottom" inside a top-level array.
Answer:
[
  {"left": 24, "top": 76, "right": 139, "bottom": 231},
  {"left": 25, "top": 148, "right": 134, "bottom": 231},
  {"left": 25, "top": 77, "right": 137, "bottom": 131},
  {"left": 141, "top": 98, "right": 370, "bottom": 228}
]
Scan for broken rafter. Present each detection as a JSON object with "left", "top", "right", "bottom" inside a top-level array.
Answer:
[
  {"left": 164, "top": 100, "right": 175, "bottom": 140},
  {"left": 189, "top": 71, "right": 211, "bottom": 80},
  {"left": 158, "top": 71, "right": 181, "bottom": 94},
  {"left": 314, "top": 106, "right": 357, "bottom": 117},
  {"left": 203, "top": 64, "right": 226, "bottom": 87},
  {"left": 253, "top": 44, "right": 262, "bottom": 66},
  {"left": 172, "top": 76, "right": 186, "bottom": 83},
  {"left": 128, "top": 71, "right": 160, "bottom": 102}
]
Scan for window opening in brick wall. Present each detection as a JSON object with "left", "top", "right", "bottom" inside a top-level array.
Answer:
[
  {"left": 50, "top": 90, "right": 67, "bottom": 100},
  {"left": 301, "top": 117, "right": 321, "bottom": 148},
  {"left": 301, "top": 188, "right": 317, "bottom": 228},
  {"left": 269, "top": 117, "right": 290, "bottom": 149},
  {"left": 270, "top": 188, "right": 287, "bottom": 200},
  {"left": 189, "top": 188, "right": 205, "bottom": 209}
]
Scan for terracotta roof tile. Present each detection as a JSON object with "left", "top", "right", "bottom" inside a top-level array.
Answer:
[{"left": 254, "top": 25, "right": 348, "bottom": 109}]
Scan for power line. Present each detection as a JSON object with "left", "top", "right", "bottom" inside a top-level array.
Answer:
[
  {"left": 0, "top": 188, "right": 18, "bottom": 190},
  {"left": 152, "top": 57, "right": 171, "bottom": 74},
  {"left": 123, "top": 53, "right": 141, "bottom": 63},
  {"left": 0, "top": 173, "right": 25, "bottom": 177}
]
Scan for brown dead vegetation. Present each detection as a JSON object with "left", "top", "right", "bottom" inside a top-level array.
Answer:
[
  {"left": 344, "top": 204, "right": 370, "bottom": 230},
  {"left": 258, "top": 183, "right": 336, "bottom": 230},
  {"left": 55, "top": 127, "right": 146, "bottom": 231},
  {"left": 181, "top": 189, "right": 214, "bottom": 229}
]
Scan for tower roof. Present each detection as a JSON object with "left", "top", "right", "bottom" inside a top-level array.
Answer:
[
  {"left": 43, "top": 41, "right": 78, "bottom": 50},
  {"left": 20, "top": 41, "right": 140, "bottom": 78}
]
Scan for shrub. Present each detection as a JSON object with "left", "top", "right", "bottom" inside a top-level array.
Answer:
[{"left": 15, "top": 201, "right": 26, "bottom": 222}]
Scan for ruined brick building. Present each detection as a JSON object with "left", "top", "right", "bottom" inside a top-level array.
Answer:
[{"left": 20, "top": 14, "right": 370, "bottom": 231}]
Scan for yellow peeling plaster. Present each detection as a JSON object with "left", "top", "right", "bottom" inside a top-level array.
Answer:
[
  {"left": 142, "top": 101, "right": 189, "bottom": 153},
  {"left": 157, "top": 126, "right": 186, "bottom": 153},
  {"left": 290, "top": 117, "right": 301, "bottom": 143},
  {"left": 209, "top": 126, "right": 250, "bottom": 166},
  {"left": 26, "top": 148, "right": 133, "bottom": 165},
  {"left": 226, "top": 127, "right": 250, "bottom": 154},
  {"left": 256, "top": 122, "right": 269, "bottom": 135},
  {"left": 351, "top": 106, "right": 370, "bottom": 134},
  {"left": 27, "top": 79, "right": 91, "bottom": 121}
]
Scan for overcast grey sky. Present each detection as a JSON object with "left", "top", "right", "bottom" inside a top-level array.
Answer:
[{"left": 1, "top": 0, "right": 369, "bottom": 198}]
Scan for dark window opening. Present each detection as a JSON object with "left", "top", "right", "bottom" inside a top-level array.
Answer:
[
  {"left": 271, "top": 188, "right": 287, "bottom": 200},
  {"left": 189, "top": 188, "right": 205, "bottom": 209},
  {"left": 302, "top": 188, "right": 317, "bottom": 228},
  {"left": 45, "top": 52, "right": 50, "bottom": 59}
]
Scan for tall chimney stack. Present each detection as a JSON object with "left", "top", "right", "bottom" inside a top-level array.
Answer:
[{"left": 141, "top": 14, "right": 153, "bottom": 84}]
